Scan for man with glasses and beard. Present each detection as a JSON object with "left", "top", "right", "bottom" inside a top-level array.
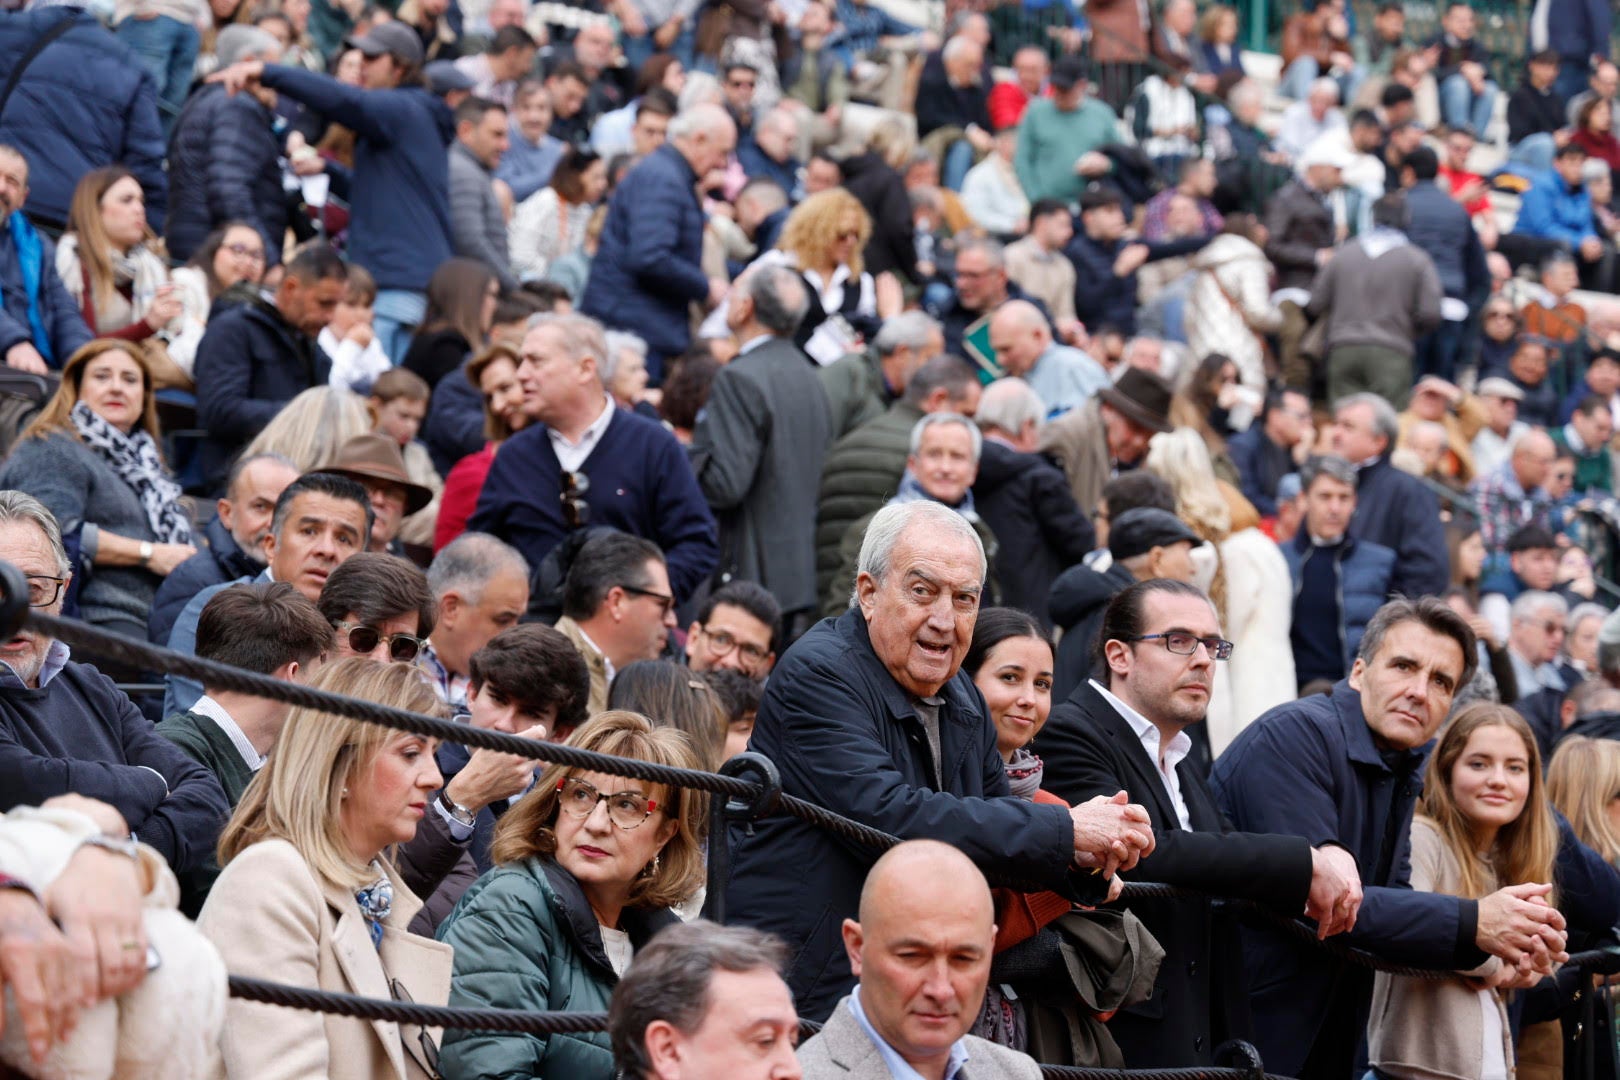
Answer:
[
  {"left": 469, "top": 313, "right": 717, "bottom": 605},
  {"left": 1034, "top": 579, "right": 1363, "bottom": 1067},
  {"left": 554, "top": 531, "right": 680, "bottom": 715},
  {"left": 685, "top": 581, "right": 780, "bottom": 679}
]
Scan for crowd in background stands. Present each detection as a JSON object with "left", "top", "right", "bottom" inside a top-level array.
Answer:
[{"left": 4, "top": 0, "right": 1620, "bottom": 1074}]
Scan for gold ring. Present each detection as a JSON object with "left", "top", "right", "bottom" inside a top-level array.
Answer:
[{"left": 121, "top": 941, "right": 141, "bottom": 951}]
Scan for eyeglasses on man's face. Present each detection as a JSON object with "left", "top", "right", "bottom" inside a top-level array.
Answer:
[
  {"left": 556, "top": 776, "right": 660, "bottom": 829},
  {"left": 1126, "top": 631, "right": 1234, "bottom": 660},
  {"left": 621, "top": 585, "right": 675, "bottom": 619},
  {"left": 698, "top": 624, "right": 769, "bottom": 666},
  {"left": 24, "top": 575, "right": 66, "bottom": 608}
]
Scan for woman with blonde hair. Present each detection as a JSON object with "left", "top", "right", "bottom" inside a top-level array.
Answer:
[
  {"left": 241, "top": 385, "right": 373, "bottom": 473},
  {"left": 1369, "top": 703, "right": 1560, "bottom": 1080},
  {"left": 56, "top": 167, "right": 195, "bottom": 387},
  {"left": 1145, "top": 427, "right": 1295, "bottom": 751},
  {"left": 0, "top": 340, "right": 196, "bottom": 643},
  {"left": 437, "top": 711, "right": 708, "bottom": 1080},
  {"left": 1547, "top": 735, "right": 1620, "bottom": 867},
  {"left": 198, "top": 659, "right": 453, "bottom": 1079}
]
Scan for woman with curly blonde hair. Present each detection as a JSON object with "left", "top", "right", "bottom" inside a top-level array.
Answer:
[
  {"left": 1145, "top": 427, "right": 1296, "bottom": 751},
  {"left": 437, "top": 711, "right": 708, "bottom": 1080}
]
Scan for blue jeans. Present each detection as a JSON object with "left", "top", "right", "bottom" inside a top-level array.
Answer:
[
  {"left": 1280, "top": 55, "right": 1359, "bottom": 106},
  {"left": 942, "top": 139, "right": 974, "bottom": 191},
  {"left": 373, "top": 289, "right": 427, "bottom": 367},
  {"left": 115, "top": 15, "right": 198, "bottom": 137},
  {"left": 1440, "top": 72, "right": 1498, "bottom": 137}
]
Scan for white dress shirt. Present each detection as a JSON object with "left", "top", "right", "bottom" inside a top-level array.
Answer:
[
  {"left": 549, "top": 394, "right": 616, "bottom": 473},
  {"left": 190, "top": 694, "right": 267, "bottom": 773},
  {"left": 1090, "top": 679, "right": 1193, "bottom": 830}
]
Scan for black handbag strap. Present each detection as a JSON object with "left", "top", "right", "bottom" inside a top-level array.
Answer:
[{"left": 0, "top": 10, "right": 77, "bottom": 121}]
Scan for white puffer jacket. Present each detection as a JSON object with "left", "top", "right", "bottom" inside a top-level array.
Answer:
[{"left": 1185, "top": 233, "right": 1282, "bottom": 392}]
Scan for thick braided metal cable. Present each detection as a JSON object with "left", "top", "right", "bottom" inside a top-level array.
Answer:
[
  {"left": 3, "top": 604, "right": 1594, "bottom": 982},
  {"left": 228, "top": 976, "right": 1288, "bottom": 1080}
]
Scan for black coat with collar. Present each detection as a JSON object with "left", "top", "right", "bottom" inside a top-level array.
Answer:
[
  {"left": 724, "top": 609, "right": 1107, "bottom": 1021},
  {"left": 1032, "top": 681, "right": 1314, "bottom": 1067}
]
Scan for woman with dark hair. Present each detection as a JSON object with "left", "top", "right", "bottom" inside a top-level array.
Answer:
[
  {"left": 170, "top": 221, "right": 266, "bottom": 374},
  {"left": 1572, "top": 96, "right": 1620, "bottom": 179},
  {"left": 0, "top": 340, "right": 196, "bottom": 640},
  {"left": 1476, "top": 298, "right": 1521, "bottom": 375},
  {"left": 401, "top": 258, "right": 499, "bottom": 389},
  {"left": 509, "top": 146, "right": 610, "bottom": 281},
  {"left": 1169, "top": 352, "right": 1248, "bottom": 486},
  {"left": 433, "top": 343, "right": 532, "bottom": 551},
  {"left": 657, "top": 344, "right": 721, "bottom": 445}
]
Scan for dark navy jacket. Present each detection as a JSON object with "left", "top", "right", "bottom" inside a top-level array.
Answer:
[
  {"left": 258, "top": 65, "right": 454, "bottom": 292},
  {"left": 0, "top": 225, "right": 91, "bottom": 363},
  {"left": 725, "top": 609, "right": 1107, "bottom": 1022},
  {"left": 1542, "top": 0, "right": 1610, "bottom": 63},
  {"left": 1065, "top": 231, "right": 1209, "bottom": 337},
  {"left": 736, "top": 140, "right": 800, "bottom": 199},
  {"left": 1281, "top": 531, "right": 1397, "bottom": 675},
  {"left": 1211, "top": 682, "right": 1489, "bottom": 1077},
  {"left": 1227, "top": 425, "right": 1292, "bottom": 517},
  {"left": 1404, "top": 180, "right": 1489, "bottom": 304},
  {"left": 1348, "top": 455, "right": 1450, "bottom": 600},
  {"left": 579, "top": 144, "right": 710, "bottom": 374},
  {"left": 0, "top": 7, "right": 167, "bottom": 231},
  {"left": 148, "top": 516, "right": 263, "bottom": 647},
  {"left": 165, "top": 85, "right": 289, "bottom": 266}
]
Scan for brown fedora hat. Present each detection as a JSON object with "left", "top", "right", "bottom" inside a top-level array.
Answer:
[
  {"left": 1098, "top": 367, "right": 1175, "bottom": 434},
  {"left": 324, "top": 434, "right": 434, "bottom": 515}
]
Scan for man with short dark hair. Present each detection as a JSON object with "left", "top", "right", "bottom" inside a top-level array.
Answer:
[
  {"left": 316, "top": 552, "right": 437, "bottom": 664},
  {"left": 686, "top": 582, "right": 780, "bottom": 678},
  {"left": 1035, "top": 579, "right": 1359, "bottom": 1066},
  {"left": 1213, "top": 597, "right": 1568, "bottom": 1080},
  {"left": 544, "top": 60, "right": 594, "bottom": 145},
  {"left": 164, "top": 472, "right": 373, "bottom": 714},
  {"left": 0, "top": 489, "right": 230, "bottom": 876},
  {"left": 1228, "top": 388, "right": 1312, "bottom": 517},
  {"left": 1002, "top": 199, "right": 1078, "bottom": 330},
  {"left": 1284, "top": 456, "right": 1396, "bottom": 690},
  {"left": 453, "top": 25, "right": 536, "bottom": 106},
  {"left": 1066, "top": 186, "right": 1208, "bottom": 337},
  {"left": 693, "top": 265, "right": 834, "bottom": 635},
  {"left": 611, "top": 920, "right": 801, "bottom": 1080},
  {"left": 1550, "top": 392, "right": 1615, "bottom": 492},
  {"left": 556, "top": 531, "right": 678, "bottom": 714},
  {"left": 1479, "top": 522, "right": 1563, "bottom": 643},
  {"left": 150, "top": 453, "right": 300, "bottom": 646},
  {"left": 1402, "top": 145, "right": 1490, "bottom": 383},
  {"left": 449, "top": 96, "right": 518, "bottom": 290},
  {"left": 194, "top": 242, "right": 349, "bottom": 491}
]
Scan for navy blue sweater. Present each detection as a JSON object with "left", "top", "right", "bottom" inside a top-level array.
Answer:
[
  {"left": 467, "top": 406, "right": 719, "bottom": 602},
  {"left": 1292, "top": 538, "right": 1344, "bottom": 685},
  {"left": 259, "top": 65, "right": 454, "bottom": 292},
  {"left": 0, "top": 660, "right": 229, "bottom": 873}
]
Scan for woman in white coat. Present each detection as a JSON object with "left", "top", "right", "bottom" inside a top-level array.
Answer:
[
  {"left": 1184, "top": 214, "right": 1282, "bottom": 394},
  {"left": 1146, "top": 428, "right": 1296, "bottom": 754}
]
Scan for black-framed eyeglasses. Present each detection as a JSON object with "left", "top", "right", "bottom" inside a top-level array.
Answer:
[
  {"left": 23, "top": 575, "right": 65, "bottom": 608},
  {"left": 556, "top": 776, "right": 661, "bottom": 829},
  {"left": 1127, "top": 632, "right": 1234, "bottom": 660},
  {"left": 389, "top": 978, "right": 442, "bottom": 1078},
  {"left": 621, "top": 584, "right": 675, "bottom": 618},
  {"left": 336, "top": 621, "right": 424, "bottom": 663},
  {"left": 560, "top": 470, "right": 591, "bottom": 529},
  {"left": 698, "top": 624, "right": 769, "bottom": 666}
]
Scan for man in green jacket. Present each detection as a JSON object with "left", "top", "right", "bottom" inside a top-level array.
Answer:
[
  {"left": 1013, "top": 55, "right": 1120, "bottom": 205},
  {"left": 818, "top": 311, "right": 945, "bottom": 439},
  {"left": 156, "top": 581, "right": 333, "bottom": 913},
  {"left": 1550, "top": 394, "right": 1615, "bottom": 495},
  {"left": 814, "top": 355, "right": 982, "bottom": 608}
]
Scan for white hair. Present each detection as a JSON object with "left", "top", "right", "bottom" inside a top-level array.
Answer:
[
  {"left": 853, "top": 501, "right": 986, "bottom": 605},
  {"left": 908, "top": 411, "right": 982, "bottom": 463},
  {"left": 1512, "top": 589, "right": 1568, "bottom": 623},
  {"left": 975, "top": 377, "right": 1045, "bottom": 437},
  {"left": 602, "top": 330, "right": 647, "bottom": 383},
  {"left": 669, "top": 101, "right": 733, "bottom": 142},
  {"left": 1309, "top": 76, "right": 1341, "bottom": 101},
  {"left": 426, "top": 532, "right": 529, "bottom": 602},
  {"left": 871, "top": 311, "right": 941, "bottom": 357}
]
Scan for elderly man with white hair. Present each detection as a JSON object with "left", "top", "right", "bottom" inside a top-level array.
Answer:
[
  {"left": 726, "top": 498, "right": 1157, "bottom": 1021},
  {"left": 1277, "top": 77, "right": 1348, "bottom": 160},
  {"left": 818, "top": 311, "right": 945, "bottom": 438},
  {"left": 973, "top": 378, "right": 1095, "bottom": 627},
  {"left": 580, "top": 102, "right": 737, "bottom": 383},
  {"left": 1507, "top": 589, "right": 1570, "bottom": 695}
]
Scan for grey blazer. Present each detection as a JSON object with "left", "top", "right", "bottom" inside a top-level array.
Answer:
[{"left": 798, "top": 995, "right": 1043, "bottom": 1080}]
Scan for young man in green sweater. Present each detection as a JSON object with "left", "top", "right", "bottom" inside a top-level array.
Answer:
[
  {"left": 1013, "top": 54, "right": 1121, "bottom": 205},
  {"left": 1550, "top": 394, "right": 1615, "bottom": 494}
]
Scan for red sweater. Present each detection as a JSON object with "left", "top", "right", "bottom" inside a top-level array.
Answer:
[{"left": 434, "top": 443, "right": 496, "bottom": 552}]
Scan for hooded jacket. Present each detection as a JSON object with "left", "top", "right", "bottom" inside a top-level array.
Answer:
[{"left": 1185, "top": 233, "right": 1282, "bottom": 390}]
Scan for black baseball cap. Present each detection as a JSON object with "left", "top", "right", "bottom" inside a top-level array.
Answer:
[
  {"left": 1109, "top": 508, "right": 1201, "bottom": 561},
  {"left": 1050, "top": 55, "right": 1091, "bottom": 91}
]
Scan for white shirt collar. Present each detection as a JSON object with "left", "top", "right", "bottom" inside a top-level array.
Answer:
[
  {"left": 573, "top": 623, "right": 616, "bottom": 685},
  {"left": 190, "top": 694, "right": 268, "bottom": 772},
  {"left": 847, "top": 986, "right": 971, "bottom": 1080},
  {"left": 737, "top": 334, "right": 775, "bottom": 356},
  {"left": 1089, "top": 679, "right": 1193, "bottom": 830},
  {"left": 549, "top": 394, "right": 615, "bottom": 452}
]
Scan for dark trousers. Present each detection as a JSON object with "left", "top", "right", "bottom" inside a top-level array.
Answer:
[{"left": 1415, "top": 318, "right": 1468, "bottom": 382}]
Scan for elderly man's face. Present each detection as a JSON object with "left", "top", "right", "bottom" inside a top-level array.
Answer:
[
  {"left": 221, "top": 457, "right": 300, "bottom": 563},
  {"left": 1573, "top": 403, "right": 1615, "bottom": 450},
  {"left": 1482, "top": 393, "right": 1518, "bottom": 436},
  {"left": 1350, "top": 619, "right": 1466, "bottom": 750},
  {"left": 952, "top": 252, "right": 1004, "bottom": 311},
  {"left": 908, "top": 423, "right": 978, "bottom": 506},
  {"left": 987, "top": 315, "right": 1044, "bottom": 377},
  {"left": 0, "top": 152, "right": 27, "bottom": 218},
  {"left": 1330, "top": 402, "right": 1386, "bottom": 463},
  {"left": 1512, "top": 603, "right": 1566, "bottom": 665},
  {"left": 437, "top": 566, "right": 529, "bottom": 675},
  {"left": 856, "top": 525, "right": 982, "bottom": 698},
  {"left": 1513, "top": 436, "right": 1556, "bottom": 492},
  {"left": 518, "top": 324, "right": 594, "bottom": 426},
  {"left": 0, "top": 521, "right": 67, "bottom": 688}
]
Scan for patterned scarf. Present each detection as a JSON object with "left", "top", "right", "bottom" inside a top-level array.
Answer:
[
  {"left": 1004, "top": 746, "right": 1045, "bottom": 801},
  {"left": 355, "top": 866, "right": 394, "bottom": 949},
  {"left": 69, "top": 401, "right": 192, "bottom": 545}
]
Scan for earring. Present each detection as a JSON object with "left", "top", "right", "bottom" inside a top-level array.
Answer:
[
  {"left": 642, "top": 854, "right": 661, "bottom": 878},
  {"left": 341, "top": 787, "right": 349, "bottom": 798}
]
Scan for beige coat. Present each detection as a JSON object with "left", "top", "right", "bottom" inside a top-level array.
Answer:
[
  {"left": 798, "top": 995, "right": 1042, "bottom": 1079},
  {"left": 555, "top": 615, "right": 611, "bottom": 716},
  {"left": 1368, "top": 820, "right": 1513, "bottom": 1080},
  {"left": 1038, "top": 397, "right": 1114, "bottom": 515},
  {"left": 198, "top": 839, "right": 453, "bottom": 1080}
]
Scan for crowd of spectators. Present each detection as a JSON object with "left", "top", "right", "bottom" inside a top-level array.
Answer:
[{"left": 5, "top": 0, "right": 1620, "bottom": 1075}]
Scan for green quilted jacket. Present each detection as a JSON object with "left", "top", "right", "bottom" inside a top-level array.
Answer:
[
  {"left": 436, "top": 857, "right": 678, "bottom": 1080},
  {"left": 814, "top": 400, "right": 925, "bottom": 606}
]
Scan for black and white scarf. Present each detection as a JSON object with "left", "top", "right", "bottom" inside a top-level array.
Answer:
[{"left": 71, "top": 401, "right": 192, "bottom": 546}]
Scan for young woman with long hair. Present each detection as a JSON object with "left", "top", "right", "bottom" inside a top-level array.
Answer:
[{"left": 1368, "top": 703, "right": 1560, "bottom": 1080}]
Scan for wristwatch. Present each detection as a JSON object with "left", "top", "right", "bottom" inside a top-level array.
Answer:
[
  {"left": 82, "top": 834, "right": 141, "bottom": 860},
  {"left": 438, "top": 790, "right": 477, "bottom": 829},
  {"left": 138, "top": 540, "right": 154, "bottom": 566}
]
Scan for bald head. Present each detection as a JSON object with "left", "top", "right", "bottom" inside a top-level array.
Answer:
[
  {"left": 857, "top": 840, "right": 993, "bottom": 926},
  {"left": 988, "top": 300, "right": 1053, "bottom": 378},
  {"left": 1511, "top": 428, "right": 1557, "bottom": 492}
]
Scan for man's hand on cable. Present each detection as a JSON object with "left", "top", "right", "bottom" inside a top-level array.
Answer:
[
  {"left": 1070, "top": 790, "right": 1155, "bottom": 877},
  {"left": 1303, "top": 843, "right": 1362, "bottom": 939}
]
